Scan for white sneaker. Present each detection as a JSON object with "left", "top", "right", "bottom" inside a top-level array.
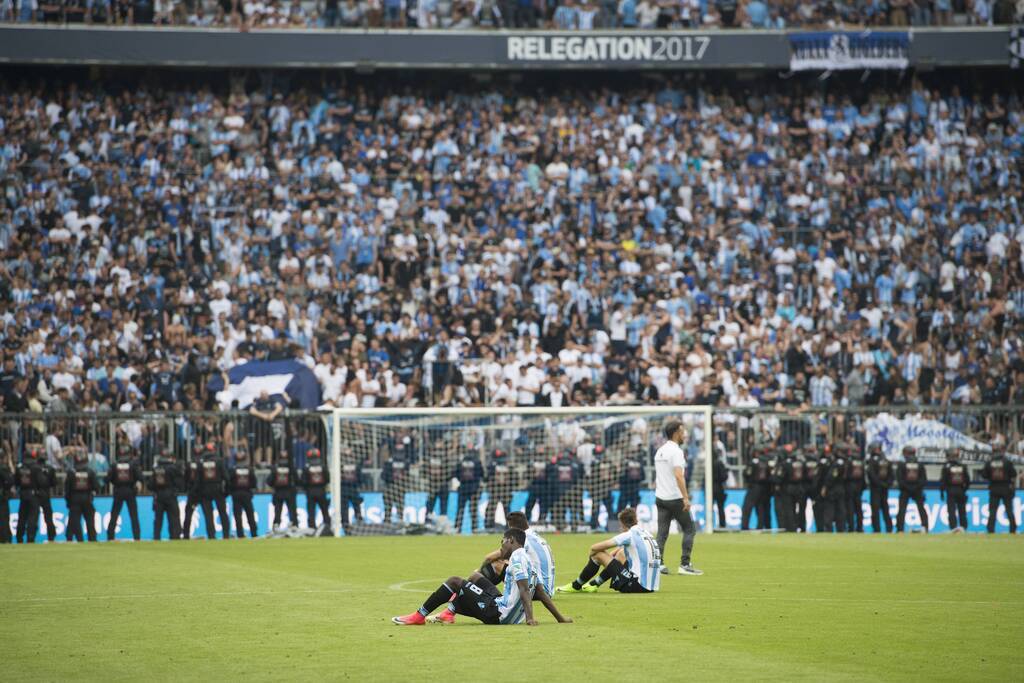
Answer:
[
  {"left": 659, "top": 565, "right": 670, "bottom": 575},
  {"left": 678, "top": 565, "right": 704, "bottom": 576}
]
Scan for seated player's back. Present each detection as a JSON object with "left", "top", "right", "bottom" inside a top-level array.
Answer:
[
  {"left": 616, "top": 524, "right": 662, "bottom": 592},
  {"left": 525, "top": 528, "right": 555, "bottom": 596},
  {"left": 497, "top": 546, "right": 539, "bottom": 624}
]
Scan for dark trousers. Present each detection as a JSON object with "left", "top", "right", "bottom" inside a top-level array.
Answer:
[
  {"left": 655, "top": 497, "right": 696, "bottom": 567},
  {"left": 425, "top": 486, "right": 448, "bottom": 518},
  {"left": 987, "top": 487, "right": 1016, "bottom": 533},
  {"left": 272, "top": 489, "right": 297, "bottom": 527},
  {"left": 183, "top": 492, "right": 201, "bottom": 539},
  {"left": 382, "top": 484, "right": 405, "bottom": 524},
  {"left": 870, "top": 486, "right": 893, "bottom": 532},
  {"left": 712, "top": 489, "right": 726, "bottom": 529},
  {"left": 154, "top": 494, "right": 182, "bottom": 540},
  {"left": 35, "top": 495, "right": 56, "bottom": 541},
  {"left": 66, "top": 496, "right": 97, "bottom": 542},
  {"left": 820, "top": 492, "right": 848, "bottom": 532},
  {"left": 846, "top": 486, "right": 865, "bottom": 532},
  {"left": 0, "top": 499, "right": 10, "bottom": 543},
  {"left": 776, "top": 487, "right": 800, "bottom": 531},
  {"left": 795, "top": 490, "right": 808, "bottom": 531},
  {"left": 741, "top": 484, "right": 770, "bottom": 530},
  {"left": 200, "top": 493, "right": 231, "bottom": 539},
  {"left": 454, "top": 484, "right": 480, "bottom": 532},
  {"left": 307, "top": 490, "right": 330, "bottom": 529},
  {"left": 16, "top": 494, "right": 35, "bottom": 542},
  {"left": 550, "top": 488, "right": 576, "bottom": 530},
  {"left": 897, "top": 489, "right": 929, "bottom": 531},
  {"left": 340, "top": 487, "right": 363, "bottom": 526},
  {"left": 232, "top": 491, "right": 257, "bottom": 538},
  {"left": 525, "top": 485, "right": 551, "bottom": 522},
  {"left": 108, "top": 489, "right": 141, "bottom": 540},
  {"left": 946, "top": 489, "right": 968, "bottom": 530},
  {"left": 588, "top": 488, "right": 615, "bottom": 529},
  {"left": 618, "top": 486, "right": 640, "bottom": 512},
  {"left": 484, "top": 484, "right": 514, "bottom": 528}
]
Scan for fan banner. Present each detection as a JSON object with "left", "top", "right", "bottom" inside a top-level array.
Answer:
[
  {"left": 789, "top": 31, "right": 910, "bottom": 71},
  {"left": 864, "top": 413, "right": 1021, "bottom": 464}
]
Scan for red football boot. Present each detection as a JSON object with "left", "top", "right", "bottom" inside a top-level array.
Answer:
[{"left": 392, "top": 611, "right": 426, "bottom": 625}]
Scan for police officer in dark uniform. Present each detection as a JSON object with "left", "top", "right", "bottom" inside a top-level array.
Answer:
[
  {"left": 710, "top": 449, "right": 728, "bottom": 530},
  {"left": 199, "top": 442, "right": 231, "bottom": 539},
  {"left": 302, "top": 448, "right": 331, "bottom": 532},
  {"left": 0, "top": 455, "right": 14, "bottom": 543},
  {"left": 26, "top": 448, "right": 57, "bottom": 542},
  {"left": 339, "top": 448, "right": 364, "bottom": 529},
  {"left": 771, "top": 446, "right": 790, "bottom": 531},
  {"left": 939, "top": 447, "right": 969, "bottom": 532},
  {"left": 551, "top": 450, "right": 581, "bottom": 532},
  {"left": 484, "top": 448, "right": 515, "bottom": 528},
  {"left": 803, "top": 450, "right": 823, "bottom": 531},
  {"left": 587, "top": 445, "right": 617, "bottom": 531},
  {"left": 981, "top": 448, "right": 1017, "bottom": 533},
  {"left": 867, "top": 442, "right": 895, "bottom": 533},
  {"left": 14, "top": 451, "right": 38, "bottom": 543},
  {"left": 107, "top": 445, "right": 143, "bottom": 541},
  {"left": 775, "top": 445, "right": 803, "bottom": 532},
  {"left": 524, "top": 450, "right": 552, "bottom": 524},
  {"left": 452, "top": 450, "right": 485, "bottom": 533},
  {"left": 789, "top": 448, "right": 809, "bottom": 531},
  {"left": 423, "top": 440, "right": 451, "bottom": 522},
  {"left": 897, "top": 445, "right": 929, "bottom": 532},
  {"left": 381, "top": 447, "right": 410, "bottom": 525},
  {"left": 227, "top": 447, "right": 257, "bottom": 538},
  {"left": 845, "top": 444, "right": 867, "bottom": 533},
  {"left": 182, "top": 449, "right": 204, "bottom": 539},
  {"left": 65, "top": 450, "right": 99, "bottom": 542},
  {"left": 816, "top": 445, "right": 848, "bottom": 533},
  {"left": 741, "top": 449, "right": 771, "bottom": 530},
  {"left": 150, "top": 450, "right": 183, "bottom": 540},
  {"left": 618, "top": 449, "right": 645, "bottom": 514},
  {"left": 270, "top": 451, "right": 298, "bottom": 530}
]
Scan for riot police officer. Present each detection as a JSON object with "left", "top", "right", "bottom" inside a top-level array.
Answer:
[
  {"left": 381, "top": 447, "right": 410, "bottom": 526},
  {"left": 981, "top": 448, "right": 1017, "bottom": 533},
  {"left": 897, "top": 445, "right": 929, "bottom": 532},
  {"left": 303, "top": 448, "right": 331, "bottom": 532},
  {"left": 423, "top": 440, "right": 451, "bottom": 522},
  {"left": 199, "top": 442, "right": 231, "bottom": 539},
  {"left": 710, "top": 449, "right": 728, "bottom": 530},
  {"left": 484, "top": 448, "right": 515, "bottom": 528},
  {"left": 228, "top": 447, "right": 257, "bottom": 538},
  {"left": 107, "top": 445, "right": 142, "bottom": 541},
  {"left": 20, "top": 447, "right": 57, "bottom": 543},
  {"left": 150, "top": 450, "right": 183, "bottom": 540},
  {"left": 551, "top": 450, "right": 581, "bottom": 532},
  {"left": 182, "top": 449, "right": 204, "bottom": 539},
  {"left": 845, "top": 445, "right": 867, "bottom": 533},
  {"left": 339, "top": 448, "right": 364, "bottom": 529},
  {"left": 771, "top": 446, "right": 790, "bottom": 531},
  {"left": 587, "top": 445, "right": 617, "bottom": 531},
  {"left": 817, "top": 445, "right": 848, "bottom": 533},
  {"left": 618, "top": 449, "right": 645, "bottom": 514},
  {"left": 14, "top": 450, "right": 37, "bottom": 543},
  {"left": 777, "top": 445, "right": 804, "bottom": 532},
  {"left": 270, "top": 451, "right": 298, "bottom": 530},
  {"left": 65, "top": 450, "right": 99, "bottom": 542},
  {"left": 524, "top": 450, "right": 552, "bottom": 524},
  {"left": 940, "top": 447, "right": 969, "bottom": 532},
  {"left": 803, "top": 451, "right": 823, "bottom": 531},
  {"left": 741, "top": 449, "right": 771, "bottom": 530},
  {"left": 0, "top": 455, "right": 14, "bottom": 543},
  {"left": 452, "top": 450, "right": 484, "bottom": 533},
  {"left": 867, "top": 442, "right": 895, "bottom": 533}
]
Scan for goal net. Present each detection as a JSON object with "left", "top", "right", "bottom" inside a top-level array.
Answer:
[{"left": 325, "top": 406, "right": 713, "bottom": 537}]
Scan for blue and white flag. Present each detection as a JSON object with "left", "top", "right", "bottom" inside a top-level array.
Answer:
[
  {"left": 864, "top": 413, "right": 1010, "bottom": 464},
  {"left": 207, "top": 360, "right": 321, "bottom": 410},
  {"left": 789, "top": 31, "right": 910, "bottom": 72}
]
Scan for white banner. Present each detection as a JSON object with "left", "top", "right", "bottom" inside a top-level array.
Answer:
[{"left": 864, "top": 413, "right": 994, "bottom": 463}]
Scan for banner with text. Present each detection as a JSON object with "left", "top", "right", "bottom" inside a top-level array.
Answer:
[
  {"left": 789, "top": 31, "right": 910, "bottom": 71},
  {"left": 863, "top": 413, "right": 1017, "bottom": 464}
]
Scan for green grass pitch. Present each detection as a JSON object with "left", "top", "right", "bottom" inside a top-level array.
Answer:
[{"left": 2, "top": 533, "right": 1022, "bottom": 681}]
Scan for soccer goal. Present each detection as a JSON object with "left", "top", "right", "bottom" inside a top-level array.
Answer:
[{"left": 325, "top": 406, "right": 714, "bottom": 538}]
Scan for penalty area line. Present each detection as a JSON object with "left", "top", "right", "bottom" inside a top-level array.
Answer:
[{"left": 1, "top": 588, "right": 352, "bottom": 604}]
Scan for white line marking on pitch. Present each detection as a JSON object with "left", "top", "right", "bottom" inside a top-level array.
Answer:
[
  {"left": 0, "top": 588, "right": 352, "bottom": 604},
  {"left": 389, "top": 579, "right": 441, "bottom": 593}
]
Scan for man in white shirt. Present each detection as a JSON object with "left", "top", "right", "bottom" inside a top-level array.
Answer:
[{"left": 653, "top": 420, "right": 702, "bottom": 576}]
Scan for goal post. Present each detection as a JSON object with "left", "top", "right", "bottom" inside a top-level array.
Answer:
[{"left": 327, "top": 406, "right": 714, "bottom": 538}]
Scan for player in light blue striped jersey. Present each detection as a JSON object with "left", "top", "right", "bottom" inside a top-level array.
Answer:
[
  {"left": 476, "top": 511, "right": 556, "bottom": 598},
  {"left": 557, "top": 508, "right": 662, "bottom": 594},
  {"left": 392, "top": 528, "right": 572, "bottom": 626}
]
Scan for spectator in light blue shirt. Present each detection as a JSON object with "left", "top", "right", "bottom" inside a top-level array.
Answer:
[
  {"left": 553, "top": 0, "right": 579, "bottom": 28},
  {"left": 744, "top": 0, "right": 768, "bottom": 27}
]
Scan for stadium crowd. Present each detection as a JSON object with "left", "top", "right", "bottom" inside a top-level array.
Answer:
[
  {"left": 0, "top": 72, "right": 1023, "bottom": 431},
  {"left": 1, "top": 0, "right": 1020, "bottom": 28}
]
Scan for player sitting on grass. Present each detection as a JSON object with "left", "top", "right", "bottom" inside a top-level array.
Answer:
[
  {"left": 392, "top": 528, "right": 573, "bottom": 626},
  {"left": 477, "top": 511, "right": 555, "bottom": 597},
  {"left": 557, "top": 507, "right": 661, "bottom": 594}
]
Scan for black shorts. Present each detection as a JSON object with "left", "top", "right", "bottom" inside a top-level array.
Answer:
[
  {"left": 607, "top": 558, "right": 652, "bottom": 594},
  {"left": 452, "top": 576, "right": 502, "bottom": 625}
]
